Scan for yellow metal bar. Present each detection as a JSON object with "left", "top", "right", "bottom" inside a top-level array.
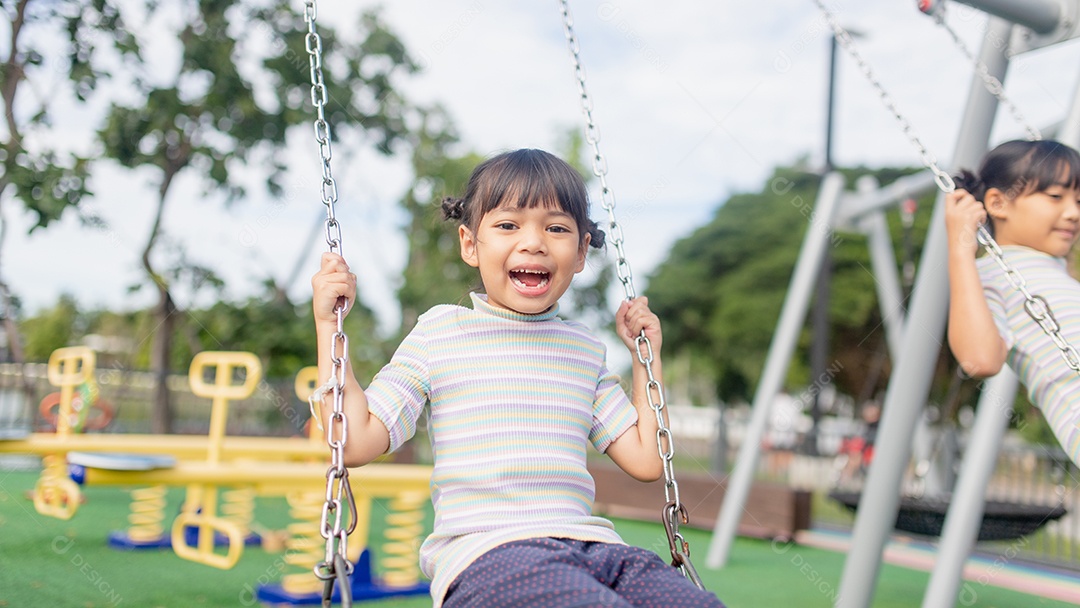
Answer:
[
  {"left": 293, "top": 366, "right": 322, "bottom": 443},
  {"left": 46, "top": 346, "right": 95, "bottom": 438},
  {"left": 82, "top": 462, "right": 432, "bottom": 497},
  {"left": 0, "top": 434, "right": 328, "bottom": 460},
  {"left": 188, "top": 351, "right": 261, "bottom": 464}
]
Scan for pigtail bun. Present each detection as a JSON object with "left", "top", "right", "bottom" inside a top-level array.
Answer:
[
  {"left": 588, "top": 220, "right": 605, "bottom": 249},
  {"left": 952, "top": 169, "right": 986, "bottom": 201},
  {"left": 441, "top": 196, "right": 465, "bottom": 221}
]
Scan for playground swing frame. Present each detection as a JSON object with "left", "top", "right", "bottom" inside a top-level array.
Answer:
[{"left": 702, "top": 2, "right": 1080, "bottom": 607}]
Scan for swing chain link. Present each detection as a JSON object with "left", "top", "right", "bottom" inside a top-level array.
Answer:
[
  {"left": 558, "top": 0, "right": 704, "bottom": 590},
  {"left": 921, "top": 4, "right": 1042, "bottom": 141},
  {"left": 558, "top": 0, "right": 634, "bottom": 302},
  {"left": 813, "top": 0, "right": 956, "bottom": 193},
  {"left": 817, "top": 0, "right": 1080, "bottom": 378},
  {"left": 977, "top": 228, "right": 1080, "bottom": 372},
  {"left": 305, "top": 1, "right": 356, "bottom": 605}
]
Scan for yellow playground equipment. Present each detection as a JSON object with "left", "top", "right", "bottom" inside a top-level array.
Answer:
[
  {"left": 2, "top": 349, "right": 434, "bottom": 598},
  {"left": 32, "top": 346, "right": 96, "bottom": 519},
  {"left": 167, "top": 350, "right": 262, "bottom": 568},
  {"left": 71, "top": 360, "right": 433, "bottom": 600}
]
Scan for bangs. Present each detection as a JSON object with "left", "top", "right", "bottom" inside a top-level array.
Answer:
[
  {"left": 473, "top": 149, "right": 588, "bottom": 218},
  {"left": 1020, "top": 141, "right": 1080, "bottom": 194},
  {"left": 483, "top": 170, "right": 569, "bottom": 214}
]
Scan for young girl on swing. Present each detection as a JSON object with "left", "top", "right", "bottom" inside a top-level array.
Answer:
[
  {"left": 944, "top": 139, "right": 1080, "bottom": 464},
  {"left": 312, "top": 148, "right": 725, "bottom": 608}
]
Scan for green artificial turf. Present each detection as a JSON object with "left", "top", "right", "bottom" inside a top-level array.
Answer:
[{"left": 0, "top": 468, "right": 1073, "bottom": 607}]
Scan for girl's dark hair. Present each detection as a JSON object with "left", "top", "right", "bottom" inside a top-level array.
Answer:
[
  {"left": 440, "top": 148, "right": 605, "bottom": 249},
  {"left": 954, "top": 138, "right": 1080, "bottom": 212}
]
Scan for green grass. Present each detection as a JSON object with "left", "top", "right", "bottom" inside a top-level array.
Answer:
[{"left": 0, "top": 468, "right": 1073, "bottom": 607}]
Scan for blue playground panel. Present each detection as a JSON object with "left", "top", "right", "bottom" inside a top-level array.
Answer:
[{"left": 256, "top": 549, "right": 430, "bottom": 605}]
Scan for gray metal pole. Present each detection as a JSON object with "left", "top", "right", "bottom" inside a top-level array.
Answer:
[
  {"left": 834, "top": 17, "right": 1012, "bottom": 608},
  {"left": 837, "top": 171, "right": 936, "bottom": 225},
  {"left": 921, "top": 369, "right": 1019, "bottom": 608},
  {"left": 861, "top": 213, "right": 906, "bottom": 361},
  {"left": 922, "top": 63, "right": 1080, "bottom": 608},
  {"left": 706, "top": 171, "right": 846, "bottom": 568},
  {"left": 954, "top": 0, "right": 1063, "bottom": 34}
]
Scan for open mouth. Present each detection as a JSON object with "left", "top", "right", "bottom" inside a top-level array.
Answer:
[{"left": 510, "top": 268, "right": 550, "bottom": 290}]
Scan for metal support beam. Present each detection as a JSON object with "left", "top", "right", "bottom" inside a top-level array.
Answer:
[
  {"left": 706, "top": 171, "right": 846, "bottom": 568},
  {"left": 921, "top": 64, "right": 1080, "bottom": 608},
  {"left": 836, "top": 171, "right": 936, "bottom": 227},
  {"left": 953, "top": 0, "right": 1063, "bottom": 34},
  {"left": 854, "top": 178, "right": 906, "bottom": 361},
  {"left": 834, "top": 16, "right": 1012, "bottom": 608},
  {"left": 921, "top": 370, "right": 1019, "bottom": 608}
]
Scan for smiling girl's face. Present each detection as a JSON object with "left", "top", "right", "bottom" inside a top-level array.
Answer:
[
  {"left": 987, "top": 173, "right": 1080, "bottom": 257},
  {"left": 459, "top": 199, "right": 589, "bottom": 315}
]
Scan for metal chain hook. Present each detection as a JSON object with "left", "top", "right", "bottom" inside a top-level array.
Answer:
[
  {"left": 557, "top": 0, "right": 704, "bottom": 589},
  {"left": 923, "top": 5, "right": 1041, "bottom": 141},
  {"left": 304, "top": 1, "right": 354, "bottom": 606}
]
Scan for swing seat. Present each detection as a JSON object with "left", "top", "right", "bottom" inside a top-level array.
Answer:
[{"left": 828, "top": 491, "right": 1067, "bottom": 541}]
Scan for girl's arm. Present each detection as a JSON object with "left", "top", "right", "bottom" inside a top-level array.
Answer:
[
  {"left": 312, "top": 252, "right": 390, "bottom": 467},
  {"left": 944, "top": 189, "right": 1008, "bottom": 377},
  {"left": 606, "top": 297, "right": 667, "bottom": 482}
]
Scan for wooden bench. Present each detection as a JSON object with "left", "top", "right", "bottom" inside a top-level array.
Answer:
[{"left": 588, "top": 462, "right": 811, "bottom": 541}]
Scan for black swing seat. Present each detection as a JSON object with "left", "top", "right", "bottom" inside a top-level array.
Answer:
[{"left": 828, "top": 490, "right": 1067, "bottom": 542}]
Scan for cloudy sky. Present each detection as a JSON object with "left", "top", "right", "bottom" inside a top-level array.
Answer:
[{"left": 7, "top": 0, "right": 1080, "bottom": 337}]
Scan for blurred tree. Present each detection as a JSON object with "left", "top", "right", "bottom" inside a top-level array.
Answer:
[
  {"left": 94, "top": 1, "right": 420, "bottom": 432},
  {"left": 395, "top": 106, "right": 481, "bottom": 335},
  {"left": 646, "top": 165, "right": 941, "bottom": 406},
  {"left": 0, "top": 0, "right": 138, "bottom": 364},
  {"left": 20, "top": 294, "right": 80, "bottom": 360},
  {"left": 183, "top": 280, "right": 384, "bottom": 384}
]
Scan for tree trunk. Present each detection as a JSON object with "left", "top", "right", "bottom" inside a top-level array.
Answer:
[
  {"left": 143, "top": 162, "right": 182, "bottom": 434},
  {"left": 149, "top": 284, "right": 176, "bottom": 434}
]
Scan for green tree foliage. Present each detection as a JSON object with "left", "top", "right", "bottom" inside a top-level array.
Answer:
[
  {"left": 18, "top": 285, "right": 386, "bottom": 388},
  {"left": 646, "top": 165, "right": 940, "bottom": 404},
  {"left": 20, "top": 294, "right": 80, "bottom": 360},
  {"left": 93, "top": 1, "right": 421, "bottom": 432},
  {"left": 0, "top": 0, "right": 137, "bottom": 230},
  {"left": 395, "top": 108, "right": 483, "bottom": 335},
  {"left": 0, "top": 0, "right": 139, "bottom": 363}
]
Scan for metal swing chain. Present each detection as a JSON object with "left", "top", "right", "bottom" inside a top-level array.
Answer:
[
  {"left": 557, "top": 0, "right": 704, "bottom": 589},
  {"left": 978, "top": 232, "right": 1080, "bottom": 372},
  {"left": 919, "top": 2, "right": 1042, "bottom": 141},
  {"left": 812, "top": 0, "right": 956, "bottom": 194},
  {"left": 304, "top": 2, "right": 358, "bottom": 606},
  {"left": 815, "top": 0, "right": 1080, "bottom": 376}
]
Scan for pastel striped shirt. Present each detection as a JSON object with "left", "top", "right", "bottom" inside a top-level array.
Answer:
[
  {"left": 365, "top": 293, "right": 639, "bottom": 606},
  {"left": 979, "top": 246, "right": 1080, "bottom": 461}
]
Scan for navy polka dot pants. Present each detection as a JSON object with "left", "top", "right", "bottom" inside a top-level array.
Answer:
[{"left": 442, "top": 537, "right": 726, "bottom": 608}]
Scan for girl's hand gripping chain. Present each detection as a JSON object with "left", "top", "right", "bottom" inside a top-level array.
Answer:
[
  {"left": 311, "top": 253, "right": 390, "bottom": 467},
  {"left": 607, "top": 297, "right": 667, "bottom": 482},
  {"left": 616, "top": 297, "right": 663, "bottom": 356},
  {"left": 944, "top": 189, "right": 1007, "bottom": 377},
  {"left": 944, "top": 188, "right": 988, "bottom": 258},
  {"left": 312, "top": 253, "right": 356, "bottom": 327}
]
